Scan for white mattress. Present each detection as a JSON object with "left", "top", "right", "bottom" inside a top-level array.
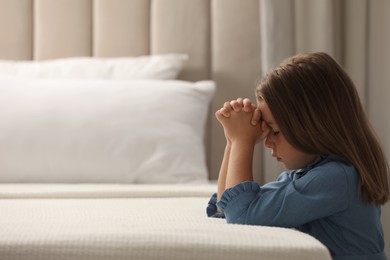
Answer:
[{"left": 0, "top": 184, "right": 331, "bottom": 260}]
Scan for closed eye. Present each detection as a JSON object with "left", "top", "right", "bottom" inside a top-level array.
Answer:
[{"left": 264, "top": 121, "right": 280, "bottom": 136}]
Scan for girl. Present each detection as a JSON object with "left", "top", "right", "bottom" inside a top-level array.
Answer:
[{"left": 207, "top": 52, "right": 389, "bottom": 260}]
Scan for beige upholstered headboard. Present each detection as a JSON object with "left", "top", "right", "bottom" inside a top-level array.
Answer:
[{"left": 0, "top": 0, "right": 263, "bottom": 181}]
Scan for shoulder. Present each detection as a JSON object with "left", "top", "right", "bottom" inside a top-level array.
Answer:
[
  {"left": 315, "top": 155, "right": 357, "bottom": 178},
  {"left": 309, "top": 155, "right": 357, "bottom": 179},
  {"left": 296, "top": 155, "right": 358, "bottom": 193}
]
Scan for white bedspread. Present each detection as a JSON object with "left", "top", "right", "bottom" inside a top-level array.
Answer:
[{"left": 0, "top": 184, "right": 331, "bottom": 260}]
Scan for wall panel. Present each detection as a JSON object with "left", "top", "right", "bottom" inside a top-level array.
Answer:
[
  {"left": 94, "top": 0, "right": 150, "bottom": 57},
  {"left": 35, "top": 0, "right": 92, "bottom": 60},
  {"left": 211, "top": 0, "right": 262, "bottom": 180},
  {"left": 151, "top": 0, "right": 210, "bottom": 81},
  {"left": 0, "top": 0, "right": 33, "bottom": 60}
]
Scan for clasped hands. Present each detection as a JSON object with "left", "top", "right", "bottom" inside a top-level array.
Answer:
[{"left": 215, "top": 98, "right": 269, "bottom": 145}]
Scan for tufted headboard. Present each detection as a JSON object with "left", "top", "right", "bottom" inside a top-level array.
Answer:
[{"left": 0, "top": 0, "right": 263, "bottom": 180}]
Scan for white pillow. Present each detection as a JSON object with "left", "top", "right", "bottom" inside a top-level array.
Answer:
[
  {"left": 0, "top": 77, "right": 216, "bottom": 184},
  {"left": 0, "top": 54, "right": 188, "bottom": 80}
]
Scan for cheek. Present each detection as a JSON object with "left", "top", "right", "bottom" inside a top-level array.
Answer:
[
  {"left": 278, "top": 143, "right": 292, "bottom": 157},
  {"left": 278, "top": 141, "right": 301, "bottom": 159},
  {"left": 273, "top": 135, "right": 287, "bottom": 149}
]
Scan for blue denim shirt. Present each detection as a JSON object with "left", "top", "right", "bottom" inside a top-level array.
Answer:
[{"left": 207, "top": 155, "right": 386, "bottom": 260}]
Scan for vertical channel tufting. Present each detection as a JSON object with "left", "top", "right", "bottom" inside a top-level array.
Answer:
[
  {"left": 210, "top": 0, "right": 262, "bottom": 181},
  {"left": 151, "top": 0, "right": 211, "bottom": 81},
  {"left": 93, "top": 0, "right": 151, "bottom": 57},
  {"left": 0, "top": 0, "right": 33, "bottom": 60},
  {"left": 34, "top": 0, "right": 92, "bottom": 60}
]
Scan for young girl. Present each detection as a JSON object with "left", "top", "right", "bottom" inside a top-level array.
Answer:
[{"left": 207, "top": 52, "right": 389, "bottom": 260}]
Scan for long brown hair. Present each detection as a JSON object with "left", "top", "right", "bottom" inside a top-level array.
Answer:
[{"left": 256, "top": 52, "right": 389, "bottom": 205}]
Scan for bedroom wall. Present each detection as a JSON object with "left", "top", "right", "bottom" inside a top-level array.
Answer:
[{"left": 365, "top": 1, "right": 390, "bottom": 258}]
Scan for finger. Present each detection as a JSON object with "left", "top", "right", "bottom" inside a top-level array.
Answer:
[
  {"left": 223, "top": 101, "right": 231, "bottom": 109},
  {"left": 220, "top": 107, "right": 231, "bottom": 117},
  {"left": 251, "top": 108, "right": 261, "bottom": 125},
  {"left": 236, "top": 97, "right": 244, "bottom": 106},
  {"left": 229, "top": 100, "right": 242, "bottom": 112},
  {"left": 243, "top": 98, "right": 252, "bottom": 112},
  {"left": 223, "top": 101, "right": 233, "bottom": 111},
  {"left": 222, "top": 101, "right": 233, "bottom": 113},
  {"left": 215, "top": 110, "right": 225, "bottom": 122}
]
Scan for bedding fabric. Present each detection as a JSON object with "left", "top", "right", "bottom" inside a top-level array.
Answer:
[
  {"left": 0, "top": 78, "right": 215, "bottom": 184},
  {"left": 0, "top": 184, "right": 332, "bottom": 260},
  {"left": 0, "top": 54, "right": 188, "bottom": 80}
]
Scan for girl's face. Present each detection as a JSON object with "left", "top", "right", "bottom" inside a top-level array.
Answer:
[{"left": 258, "top": 101, "right": 318, "bottom": 170}]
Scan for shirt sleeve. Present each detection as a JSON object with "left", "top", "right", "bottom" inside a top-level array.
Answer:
[
  {"left": 217, "top": 163, "right": 350, "bottom": 227},
  {"left": 206, "top": 192, "right": 225, "bottom": 218}
]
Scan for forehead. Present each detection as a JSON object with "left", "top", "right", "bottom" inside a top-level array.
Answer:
[{"left": 258, "top": 101, "right": 276, "bottom": 125}]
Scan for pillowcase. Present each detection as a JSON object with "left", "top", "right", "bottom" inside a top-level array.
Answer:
[
  {"left": 0, "top": 77, "right": 216, "bottom": 184},
  {"left": 0, "top": 53, "right": 188, "bottom": 80}
]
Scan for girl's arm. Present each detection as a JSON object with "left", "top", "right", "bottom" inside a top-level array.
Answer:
[
  {"left": 216, "top": 98, "right": 251, "bottom": 200},
  {"left": 217, "top": 144, "right": 231, "bottom": 201},
  {"left": 215, "top": 98, "right": 264, "bottom": 194},
  {"left": 225, "top": 138, "right": 255, "bottom": 189}
]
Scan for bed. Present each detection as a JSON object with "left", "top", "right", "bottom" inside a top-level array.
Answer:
[
  {"left": 0, "top": 183, "right": 331, "bottom": 260},
  {"left": 0, "top": 0, "right": 332, "bottom": 259}
]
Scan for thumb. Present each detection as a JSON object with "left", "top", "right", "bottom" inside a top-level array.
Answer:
[
  {"left": 260, "top": 121, "right": 270, "bottom": 139},
  {"left": 251, "top": 108, "right": 261, "bottom": 126}
]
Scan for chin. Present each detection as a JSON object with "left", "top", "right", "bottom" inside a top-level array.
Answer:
[
  {"left": 282, "top": 162, "right": 296, "bottom": 171},
  {"left": 279, "top": 160, "right": 298, "bottom": 171},
  {"left": 281, "top": 162, "right": 291, "bottom": 171}
]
